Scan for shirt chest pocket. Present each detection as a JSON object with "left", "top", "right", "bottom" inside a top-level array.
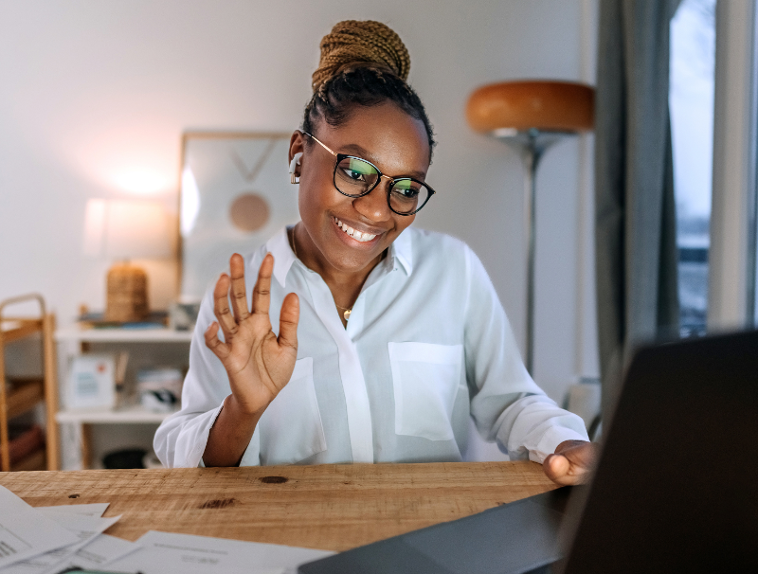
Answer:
[
  {"left": 388, "top": 342, "right": 465, "bottom": 442},
  {"left": 259, "top": 357, "right": 327, "bottom": 465}
]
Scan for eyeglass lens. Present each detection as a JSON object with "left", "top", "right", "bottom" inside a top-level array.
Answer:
[{"left": 334, "top": 156, "right": 431, "bottom": 215}]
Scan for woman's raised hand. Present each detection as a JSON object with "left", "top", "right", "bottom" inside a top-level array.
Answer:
[{"left": 204, "top": 253, "right": 299, "bottom": 416}]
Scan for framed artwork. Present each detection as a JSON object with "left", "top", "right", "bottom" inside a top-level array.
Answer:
[{"left": 178, "top": 132, "right": 300, "bottom": 299}]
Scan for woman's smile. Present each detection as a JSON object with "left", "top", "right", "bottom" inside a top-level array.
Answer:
[{"left": 332, "top": 216, "right": 382, "bottom": 245}]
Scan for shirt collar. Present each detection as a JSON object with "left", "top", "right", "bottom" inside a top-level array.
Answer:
[
  {"left": 264, "top": 225, "right": 414, "bottom": 288},
  {"left": 265, "top": 227, "right": 296, "bottom": 288},
  {"left": 389, "top": 228, "right": 413, "bottom": 275}
]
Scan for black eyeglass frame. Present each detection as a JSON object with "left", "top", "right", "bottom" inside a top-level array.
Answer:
[{"left": 303, "top": 131, "right": 436, "bottom": 216}]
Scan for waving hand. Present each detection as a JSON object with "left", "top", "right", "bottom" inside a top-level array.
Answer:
[{"left": 204, "top": 253, "right": 300, "bottom": 416}]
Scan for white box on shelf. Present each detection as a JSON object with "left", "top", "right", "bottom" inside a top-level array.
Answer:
[
  {"left": 67, "top": 353, "right": 116, "bottom": 410},
  {"left": 137, "top": 367, "right": 183, "bottom": 413}
]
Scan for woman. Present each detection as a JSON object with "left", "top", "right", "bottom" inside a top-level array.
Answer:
[{"left": 155, "top": 20, "right": 594, "bottom": 484}]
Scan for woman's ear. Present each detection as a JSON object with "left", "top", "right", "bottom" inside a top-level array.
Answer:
[
  {"left": 288, "top": 130, "right": 306, "bottom": 164},
  {"left": 288, "top": 131, "right": 306, "bottom": 184}
]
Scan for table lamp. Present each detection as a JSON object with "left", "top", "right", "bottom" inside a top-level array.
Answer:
[
  {"left": 84, "top": 199, "right": 173, "bottom": 322},
  {"left": 466, "top": 80, "right": 594, "bottom": 374}
]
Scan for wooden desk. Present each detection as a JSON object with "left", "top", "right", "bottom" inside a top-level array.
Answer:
[{"left": 0, "top": 461, "right": 556, "bottom": 552}]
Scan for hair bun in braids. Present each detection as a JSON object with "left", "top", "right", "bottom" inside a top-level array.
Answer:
[
  {"left": 303, "top": 20, "right": 435, "bottom": 161},
  {"left": 312, "top": 20, "right": 411, "bottom": 92}
]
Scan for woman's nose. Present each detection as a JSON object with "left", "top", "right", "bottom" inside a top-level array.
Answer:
[{"left": 352, "top": 179, "right": 393, "bottom": 221}]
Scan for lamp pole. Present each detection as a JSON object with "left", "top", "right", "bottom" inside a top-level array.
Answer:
[{"left": 492, "top": 128, "right": 575, "bottom": 375}]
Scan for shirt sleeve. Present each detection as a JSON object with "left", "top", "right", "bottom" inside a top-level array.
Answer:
[
  {"left": 153, "top": 286, "right": 262, "bottom": 468},
  {"left": 463, "top": 246, "right": 589, "bottom": 463}
]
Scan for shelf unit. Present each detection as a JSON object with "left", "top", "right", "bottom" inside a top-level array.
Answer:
[
  {"left": 56, "top": 328, "right": 195, "bottom": 344},
  {"left": 0, "top": 294, "right": 59, "bottom": 471},
  {"left": 55, "top": 326, "right": 192, "bottom": 468}
]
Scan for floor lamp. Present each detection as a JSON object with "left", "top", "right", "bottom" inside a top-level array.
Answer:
[{"left": 466, "top": 80, "right": 594, "bottom": 375}]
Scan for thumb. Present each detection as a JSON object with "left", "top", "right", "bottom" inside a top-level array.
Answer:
[
  {"left": 543, "top": 453, "right": 571, "bottom": 482},
  {"left": 277, "top": 293, "right": 299, "bottom": 351}
]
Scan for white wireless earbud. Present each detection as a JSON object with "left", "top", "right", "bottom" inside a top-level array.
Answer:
[{"left": 288, "top": 152, "right": 303, "bottom": 174}]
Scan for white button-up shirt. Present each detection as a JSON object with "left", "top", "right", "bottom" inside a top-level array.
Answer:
[{"left": 154, "top": 227, "right": 588, "bottom": 468}]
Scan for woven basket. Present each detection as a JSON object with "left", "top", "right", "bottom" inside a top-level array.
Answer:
[{"left": 105, "top": 263, "right": 149, "bottom": 322}]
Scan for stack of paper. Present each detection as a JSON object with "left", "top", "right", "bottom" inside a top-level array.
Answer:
[
  {"left": 0, "top": 487, "right": 133, "bottom": 574},
  {"left": 106, "top": 531, "right": 333, "bottom": 574},
  {"left": 0, "top": 486, "right": 333, "bottom": 574}
]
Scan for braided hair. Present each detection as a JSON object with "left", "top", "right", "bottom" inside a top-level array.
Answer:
[{"left": 303, "top": 20, "right": 436, "bottom": 161}]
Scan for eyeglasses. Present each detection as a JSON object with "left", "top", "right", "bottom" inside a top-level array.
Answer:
[{"left": 303, "top": 132, "right": 435, "bottom": 216}]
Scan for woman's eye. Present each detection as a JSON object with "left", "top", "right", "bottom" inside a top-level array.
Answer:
[
  {"left": 394, "top": 186, "right": 419, "bottom": 199},
  {"left": 342, "top": 168, "right": 366, "bottom": 182}
]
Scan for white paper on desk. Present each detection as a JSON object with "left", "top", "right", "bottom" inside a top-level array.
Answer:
[
  {"left": 0, "top": 486, "right": 79, "bottom": 569},
  {"left": 55, "top": 534, "right": 140, "bottom": 573},
  {"left": 0, "top": 513, "right": 121, "bottom": 574},
  {"left": 36, "top": 504, "right": 110, "bottom": 517},
  {"left": 106, "top": 531, "right": 334, "bottom": 574}
]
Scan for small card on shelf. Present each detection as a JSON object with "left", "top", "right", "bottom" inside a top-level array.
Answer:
[{"left": 67, "top": 354, "right": 116, "bottom": 411}]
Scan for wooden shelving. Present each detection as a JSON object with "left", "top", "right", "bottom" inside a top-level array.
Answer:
[
  {"left": 12, "top": 447, "right": 47, "bottom": 471},
  {"left": 0, "top": 294, "right": 59, "bottom": 472},
  {"left": 6, "top": 378, "right": 45, "bottom": 419}
]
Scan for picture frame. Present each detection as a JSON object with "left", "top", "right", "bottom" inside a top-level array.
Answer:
[{"left": 178, "top": 132, "right": 300, "bottom": 299}]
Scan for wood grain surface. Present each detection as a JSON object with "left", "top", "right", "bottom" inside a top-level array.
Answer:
[{"left": 0, "top": 461, "right": 557, "bottom": 551}]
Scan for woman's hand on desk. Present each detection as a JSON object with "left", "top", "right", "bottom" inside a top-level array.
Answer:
[
  {"left": 205, "top": 253, "right": 300, "bottom": 417},
  {"left": 542, "top": 440, "right": 598, "bottom": 485}
]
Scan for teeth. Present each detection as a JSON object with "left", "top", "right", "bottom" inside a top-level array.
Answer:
[{"left": 335, "top": 218, "right": 376, "bottom": 243}]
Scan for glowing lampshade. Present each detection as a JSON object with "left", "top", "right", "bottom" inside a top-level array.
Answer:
[
  {"left": 84, "top": 199, "right": 173, "bottom": 321},
  {"left": 84, "top": 199, "right": 172, "bottom": 259}
]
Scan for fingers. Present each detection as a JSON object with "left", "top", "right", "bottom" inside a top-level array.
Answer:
[
  {"left": 204, "top": 322, "right": 230, "bottom": 360},
  {"left": 228, "top": 253, "right": 250, "bottom": 322},
  {"left": 542, "top": 453, "right": 573, "bottom": 485},
  {"left": 543, "top": 444, "right": 596, "bottom": 486},
  {"left": 212, "top": 253, "right": 276, "bottom": 345},
  {"left": 277, "top": 293, "right": 299, "bottom": 350},
  {"left": 252, "top": 253, "right": 274, "bottom": 316},
  {"left": 213, "top": 273, "right": 238, "bottom": 339}
]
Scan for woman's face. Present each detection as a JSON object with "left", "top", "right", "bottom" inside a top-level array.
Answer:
[{"left": 289, "top": 102, "right": 430, "bottom": 277}]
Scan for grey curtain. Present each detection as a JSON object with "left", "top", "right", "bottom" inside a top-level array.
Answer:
[{"left": 595, "top": 0, "right": 682, "bottom": 423}]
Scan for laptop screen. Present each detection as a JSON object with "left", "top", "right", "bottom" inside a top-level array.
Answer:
[{"left": 560, "top": 330, "right": 758, "bottom": 573}]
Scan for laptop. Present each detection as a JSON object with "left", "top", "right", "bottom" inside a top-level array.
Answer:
[
  {"left": 559, "top": 328, "right": 758, "bottom": 573},
  {"left": 298, "top": 485, "right": 573, "bottom": 574},
  {"left": 299, "top": 329, "right": 758, "bottom": 574}
]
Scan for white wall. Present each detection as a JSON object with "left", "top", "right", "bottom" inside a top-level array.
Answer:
[{"left": 0, "top": 0, "right": 599, "bottom": 456}]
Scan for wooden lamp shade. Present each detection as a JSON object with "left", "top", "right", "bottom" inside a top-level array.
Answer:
[{"left": 466, "top": 80, "right": 594, "bottom": 133}]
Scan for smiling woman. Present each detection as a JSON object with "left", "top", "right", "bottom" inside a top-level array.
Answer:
[
  {"left": 153, "top": 20, "right": 594, "bottom": 485},
  {"left": 290, "top": 102, "right": 430, "bottom": 307}
]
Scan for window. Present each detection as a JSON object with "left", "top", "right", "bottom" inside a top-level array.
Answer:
[{"left": 670, "top": 0, "right": 717, "bottom": 337}]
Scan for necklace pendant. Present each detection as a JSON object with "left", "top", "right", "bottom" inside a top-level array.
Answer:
[{"left": 343, "top": 309, "right": 352, "bottom": 321}]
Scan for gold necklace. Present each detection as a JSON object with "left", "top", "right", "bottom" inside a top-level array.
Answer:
[
  {"left": 334, "top": 303, "right": 352, "bottom": 322},
  {"left": 290, "top": 227, "right": 352, "bottom": 322}
]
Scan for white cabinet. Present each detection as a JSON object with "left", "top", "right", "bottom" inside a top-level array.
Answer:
[{"left": 55, "top": 327, "right": 192, "bottom": 469}]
